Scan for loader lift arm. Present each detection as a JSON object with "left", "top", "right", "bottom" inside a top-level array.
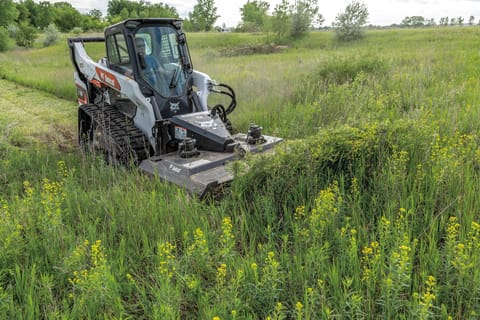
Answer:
[{"left": 67, "top": 37, "right": 105, "bottom": 104}]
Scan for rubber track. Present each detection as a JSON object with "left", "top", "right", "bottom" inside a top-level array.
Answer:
[{"left": 80, "top": 104, "right": 149, "bottom": 164}]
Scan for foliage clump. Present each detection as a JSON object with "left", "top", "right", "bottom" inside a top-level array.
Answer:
[
  {"left": 187, "top": 0, "right": 219, "bottom": 32},
  {"left": 333, "top": 1, "right": 369, "bottom": 41},
  {"left": 231, "top": 120, "right": 421, "bottom": 217},
  {"left": 293, "top": 54, "right": 388, "bottom": 105},
  {"left": 270, "top": 0, "right": 324, "bottom": 42},
  {"left": 0, "top": 27, "right": 8, "bottom": 52},
  {"left": 238, "top": 0, "right": 270, "bottom": 32},
  {"left": 43, "top": 24, "right": 59, "bottom": 47},
  {"left": 71, "top": 27, "right": 83, "bottom": 37},
  {"left": 15, "top": 23, "right": 37, "bottom": 48},
  {"left": 289, "top": 0, "right": 322, "bottom": 39},
  {"left": 6, "top": 24, "right": 18, "bottom": 38},
  {"left": 314, "top": 55, "right": 387, "bottom": 85}
]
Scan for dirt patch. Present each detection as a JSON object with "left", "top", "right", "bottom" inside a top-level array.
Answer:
[
  {"left": 35, "top": 123, "right": 77, "bottom": 152},
  {"left": 220, "top": 44, "right": 288, "bottom": 57}
]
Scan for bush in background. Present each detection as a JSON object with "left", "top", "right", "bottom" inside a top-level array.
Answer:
[
  {"left": 333, "top": 1, "right": 369, "bottom": 41},
  {"left": 15, "top": 23, "right": 38, "bottom": 48},
  {"left": 43, "top": 24, "right": 60, "bottom": 47},
  {"left": 0, "top": 27, "right": 8, "bottom": 52},
  {"left": 6, "top": 24, "right": 18, "bottom": 38},
  {"left": 71, "top": 27, "right": 83, "bottom": 37}
]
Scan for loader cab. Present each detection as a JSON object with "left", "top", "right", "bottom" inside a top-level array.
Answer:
[{"left": 105, "top": 19, "right": 196, "bottom": 119}]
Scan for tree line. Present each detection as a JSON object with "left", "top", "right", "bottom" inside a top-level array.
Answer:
[
  {"left": 0, "top": 0, "right": 179, "bottom": 33},
  {"left": 1, "top": 0, "right": 478, "bottom": 35},
  {"left": 0, "top": 0, "right": 324, "bottom": 35},
  {"left": 0, "top": 0, "right": 371, "bottom": 45},
  {"left": 5, "top": 0, "right": 431, "bottom": 52},
  {"left": 400, "top": 15, "right": 479, "bottom": 27}
]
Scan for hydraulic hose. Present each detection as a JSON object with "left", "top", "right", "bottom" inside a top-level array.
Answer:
[{"left": 210, "top": 83, "right": 237, "bottom": 116}]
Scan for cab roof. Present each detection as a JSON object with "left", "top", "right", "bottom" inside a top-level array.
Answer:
[{"left": 106, "top": 18, "right": 183, "bottom": 32}]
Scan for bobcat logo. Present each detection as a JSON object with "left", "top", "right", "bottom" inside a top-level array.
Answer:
[{"left": 169, "top": 101, "right": 180, "bottom": 113}]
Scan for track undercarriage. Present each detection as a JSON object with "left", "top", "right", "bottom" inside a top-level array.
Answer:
[{"left": 78, "top": 104, "right": 281, "bottom": 199}]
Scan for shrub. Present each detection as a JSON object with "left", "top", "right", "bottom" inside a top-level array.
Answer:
[
  {"left": 0, "top": 27, "right": 8, "bottom": 52},
  {"left": 6, "top": 23, "right": 18, "bottom": 38},
  {"left": 333, "top": 1, "right": 369, "bottom": 41},
  {"left": 229, "top": 120, "right": 423, "bottom": 218},
  {"left": 71, "top": 27, "right": 83, "bottom": 36},
  {"left": 15, "top": 23, "right": 38, "bottom": 48},
  {"left": 293, "top": 55, "right": 388, "bottom": 104},
  {"left": 43, "top": 24, "right": 60, "bottom": 47},
  {"left": 314, "top": 55, "right": 387, "bottom": 85}
]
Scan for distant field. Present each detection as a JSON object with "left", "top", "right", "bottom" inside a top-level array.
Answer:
[{"left": 1, "top": 27, "right": 480, "bottom": 318}]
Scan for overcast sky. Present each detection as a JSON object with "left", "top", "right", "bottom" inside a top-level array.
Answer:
[{"left": 53, "top": 0, "right": 480, "bottom": 27}]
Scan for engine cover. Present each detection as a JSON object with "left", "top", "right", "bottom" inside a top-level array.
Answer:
[{"left": 170, "top": 111, "right": 236, "bottom": 152}]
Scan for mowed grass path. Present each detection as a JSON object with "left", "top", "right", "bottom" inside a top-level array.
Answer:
[{"left": 0, "top": 79, "right": 76, "bottom": 149}]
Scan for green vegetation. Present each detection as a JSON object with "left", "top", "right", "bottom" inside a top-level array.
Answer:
[
  {"left": 0, "top": 27, "right": 8, "bottom": 52},
  {"left": 186, "top": 0, "right": 219, "bottom": 32},
  {"left": 107, "top": 0, "right": 179, "bottom": 25},
  {"left": 333, "top": 1, "right": 369, "bottom": 41},
  {"left": 14, "top": 22, "right": 38, "bottom": 48},
  {"left": 43, "top": 24, "right": 60, "bottom": 48},
  {"left": 1, "top": 26, "right": 480, "bottom": 318}
]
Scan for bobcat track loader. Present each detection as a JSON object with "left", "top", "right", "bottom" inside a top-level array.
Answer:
[{"left": 67, "top": 18, "right": 282, "bottom": 198}]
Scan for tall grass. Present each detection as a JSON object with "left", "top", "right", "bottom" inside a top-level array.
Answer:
[{"left": 1, "top": 26, "right": 480, "bottom": 318}]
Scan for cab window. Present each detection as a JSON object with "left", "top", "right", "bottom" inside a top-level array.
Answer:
[{"left": 106, "top": 32, "right": 132, "bottom": 74}]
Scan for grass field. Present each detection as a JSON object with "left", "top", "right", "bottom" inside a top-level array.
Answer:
[{"left": 1, "top": 26, "right": 480, "bottom": 319}]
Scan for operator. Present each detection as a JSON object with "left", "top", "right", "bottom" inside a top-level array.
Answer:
[{"left": 135, "top": 37, "right": 160, "bottom": 87}]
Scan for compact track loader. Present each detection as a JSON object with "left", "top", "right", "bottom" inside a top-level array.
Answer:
[{"left": 68, "top": 18, "right": 282, "bottom": 198}]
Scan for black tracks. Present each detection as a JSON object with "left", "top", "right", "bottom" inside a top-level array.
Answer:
[{"left": 79, "top": 104, "right": 149, "bottom": 165}]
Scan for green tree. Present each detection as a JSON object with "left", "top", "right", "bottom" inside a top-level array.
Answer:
[
  {"left": 53, "top": 2, "right": 82, "bottom": 32},
  {"left": 0, "top": 0, "right": 19, "bottom": 27},
  {"left": 81, "top": 9, "right": 105, "bottom": 31},
  {"left": 290, "top": 0, "right": 320, "bottom": 38},
  {"left": 425, "top": 18, "right": 435, "bottom": 26},
  {"left": 107, "top": 0, "right": 135, "bottom": 17},
  {"left": 271, "top": 0, "right": 292, "bottom": 40},
  {"left": 469, "top": 16, "right": 475, "bottom": 25},
  {"left": 43, "top": 23, "right": 59, "bottom": 47},
  {"left": 15, "top": 22, "right": 37, "bottom": 48},
  {"left": 189, "top": 0, "right": 219, "bottom": 31},
  {"left": 144, "top": 3, "right": 178, "bottom": 18},
  {"left": 0, "top": 27, "right": 9, "bottom": 52},
  {"left": 333, "top": 1, "right": 369, "bottom": 41},
  {"left": 401, "top": 16, "right": 425, "bottom": 27},
  {"left": 182, "top": 18, "right": 194, "bottom": 31},
  {"left": 107, "top": 0, "right": 175, "bottom": 20},
  {"left": 36, "top": 1, "right": 56, "bottom": 29},
  {"left": 239, "top": 0, "right": 270, "bottom": 32},
  {"left": 89, "top": 9, "right": 103, "bottom": 20},
  {"left": 120, "top": 7, "right": 130, "bottom": 19},
  {"left": 14, "top": 1, "right": 31, "bottom": 24}
]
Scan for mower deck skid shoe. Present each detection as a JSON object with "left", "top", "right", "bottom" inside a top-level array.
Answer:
[{"left": 139, "top": 134, "right": 282, "bottom": 199}]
